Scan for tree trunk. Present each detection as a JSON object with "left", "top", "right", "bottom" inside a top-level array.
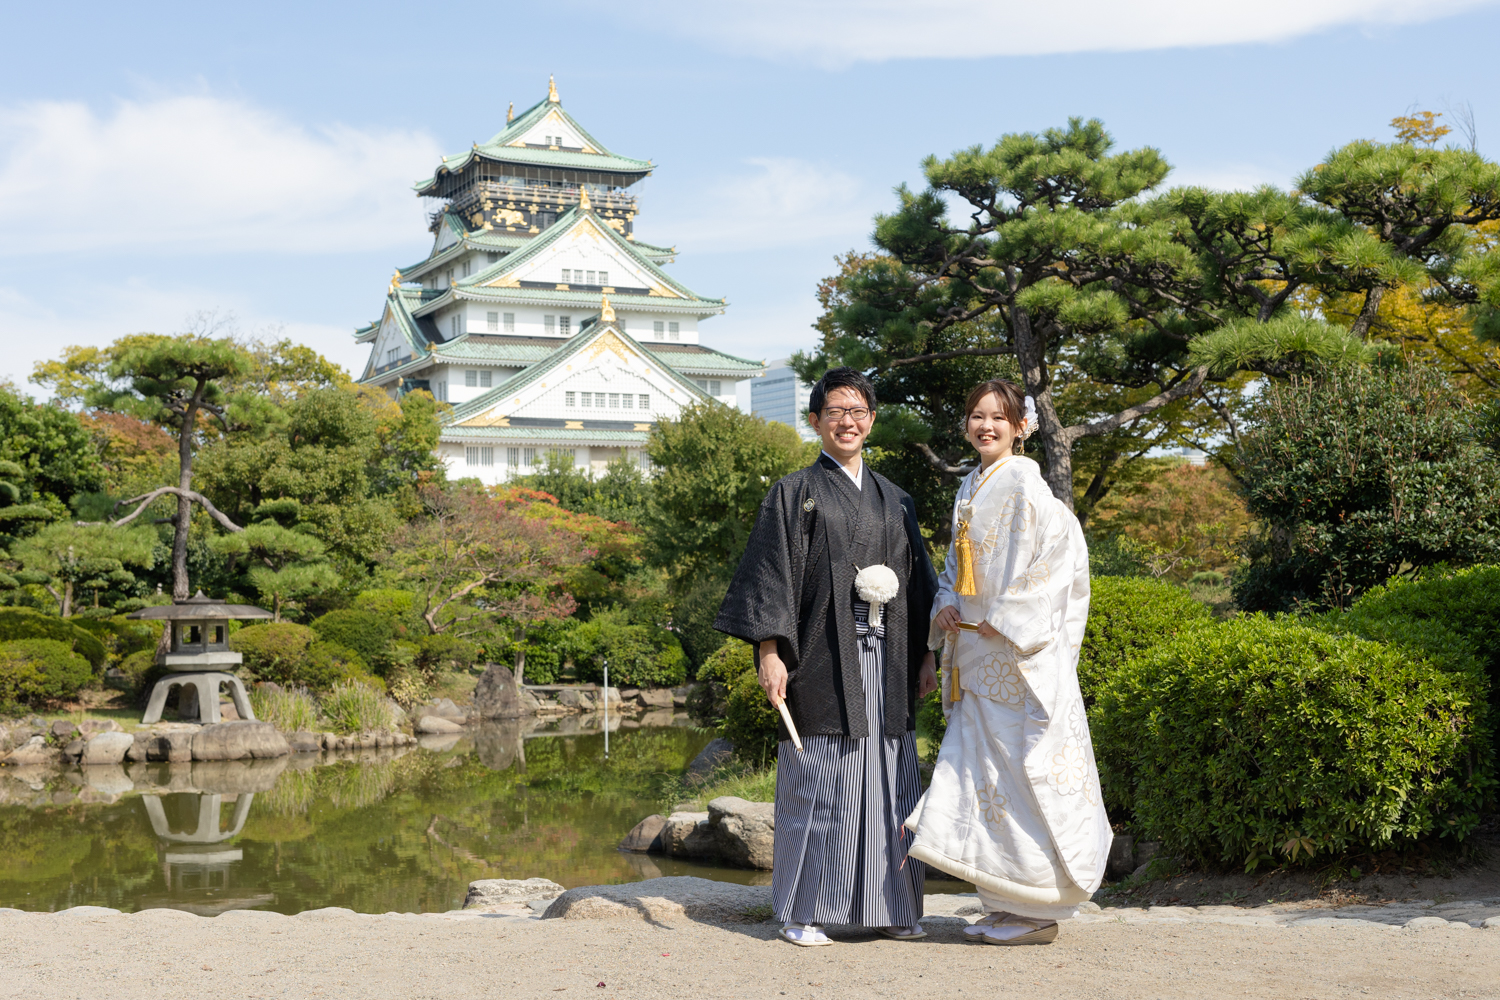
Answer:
[
  {"left": 171, "top": 393, "right": 199, "bottom": 601},
  {"left": 1011, "top": 307, "right": 1076, "bottom": 508},
  {"left": 1349, "top": 285, "right": 1386, "bottom": 341},
  {"left": 513, "top": 647, "right": 526, "bottom": 692}
]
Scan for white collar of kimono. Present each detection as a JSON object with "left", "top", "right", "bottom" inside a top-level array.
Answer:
[{"left": 821, "top": 451, "right": 862, "bottom": 490}]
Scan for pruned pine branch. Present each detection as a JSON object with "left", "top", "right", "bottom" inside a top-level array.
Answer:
[
  {"left": 914, "top": 442, "right": 976, "bottom": 476},
  {"left": 1069, "top": 366, "right": 1210, "bottom": 442},
  {"left": 108, "top": 487, "right": 244, "bottom": 533}
]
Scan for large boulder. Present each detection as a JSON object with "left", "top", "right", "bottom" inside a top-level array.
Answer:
[
  {"left": 77, "top": 719, "right": 123, "bottom": 736},
  {"left": 287, "top": 731, "right": 323, "bottom": 753},
  {"left": 463, "top": 878, "right": 565, "bottom": 910},
  {"left": 416, "top": 716, "right": 463, "bottom": 734},
  {"left": 472, "top": 662, "right": 534, "bottom": 719},
  {"left": 424, "top": 698, "right": 467, "bottom": 722},
  {"left": 4, "top": 736, "right": 64, "bottom": 766},
  {"left": 706, "top": 797, "right": 775, "bottom": 869},
  {"left": 620, "top": 814, "right": 667, "bottom": 853},
  {"left": 542, "top": 876, "right": 771, "bottom": 923},
  {"left": 81, "top": 731, "right": 135, "bottom": 766},
  {"left": 557, "top": 688, "right": 594, "bottom": 711},
  {"left": 639, "top": 688, "right": 674, "bottom": 709},
  {"left": 191, "top": 721, "right": 290, "bottom": 761},
  {"left": 660, "top": 811, "right": 715, "bottom": 857},
  {"left": 684, "top": 737, "right": 734, "bottom": 786}
]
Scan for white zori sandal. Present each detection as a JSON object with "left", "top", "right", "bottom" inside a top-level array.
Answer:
[
  {"left": 779, "top": 922, "right": 834, "bottom": 947},
  {"left": 963, "top": 912, "right": 1059, "bottom": 945},
  {"left": 876, "top": 924, "right": 926, "bottom": 940}
]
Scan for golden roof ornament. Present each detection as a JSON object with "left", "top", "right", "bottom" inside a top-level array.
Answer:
[
  {"left": 548, "top": 75, "right": 559, "bottom": 103},
  {"left": 506, "top": 102, "right": 514, "bottom": 123},
  {"left": 600, "top": 295, "right": 615, "bottom": 323},
  {"left": 578, "top": 185, "right": 592, "bottom": 211},
  {"left": 389, "top": 271, "right": 402, "bottom": 291}
]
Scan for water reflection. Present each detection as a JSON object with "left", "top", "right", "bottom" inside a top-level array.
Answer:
[{"left": 0, "top": 718, "right": 737, "bottom": 914}]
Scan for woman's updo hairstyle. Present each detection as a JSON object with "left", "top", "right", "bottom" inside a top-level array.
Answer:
[{"left": 964, "top": 379, "right": 1029, "bottom": 454}]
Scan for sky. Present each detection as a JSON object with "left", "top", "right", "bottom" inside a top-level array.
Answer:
[{"left": 2, "top": 0, "right": 1499, "bottom": 393}]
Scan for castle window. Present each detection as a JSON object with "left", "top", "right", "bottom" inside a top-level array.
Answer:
[
  {"left": 487, "top": 312, "right": 499, "bottom": 331},
  {"left": 586, "top": 270, "right": 596, "bottom": 285},
  {"left": 479, "top": 370, "right": 492, "bottom": 388},
  {"left": 622, "top": 394, "right": 633, "bottom": 410},
  {"left": 710, "top": 380, "right": 722, "bottom": 396},
  {"left": 507, "top": 448, "right": 520, "bottom": 468},
  {"left": 653, "top": 321, "right": 664, "bottom": 339},
  {"left": 566, "top": 391, "right": 576, "bottom": 407},
  {"left": 639, "top": 394, "right": 650, "bottom": 410},
  {"left": 581, "top": 392, "right": 592, "bottom": 407},
  {"left": 639, "top": 451, "right": 652, "bottom": 473},
  {"left": 462, "top": 261, "right": 471, "bottom": 277},
  {"left": 465, "top": 370, "right": 478, "bottom": 387},
  {"left": 523, "top": 447, "right": 536, "bottom": 467},
  {"left": 599, "top": 271, "right": 609, "bottom": 286},
  {"left": 608, "top": 393, "right": 620, "bottom": 408},
  {"left": 446, "top": 268, "right": 454, "bottom": 286},
  {"left": 386, "top": 348, "right": 399, "bottom": 365},
  {"left": 559, "top": 316, "right": 571, "bottom": 336},
  {"left": 487, "top": 252, "right": 500, "bottom": 263},
  {"left": 466, "top": 447, "right": 494, "bottom": 467},
  {"left": 503, "top": 312, "right": 515, "bottom": 332},
  {"left": 450, "top": 314, "right": 460, "bottom": 337},
  {"left": 544, "top": 315, "right": 555, "bottom": 334},
  {"left": 561, "top": 269, "right": 571, "bottom": 284},
  {"left": 669, "top": 322, "right": 680, "bottom": 341}
]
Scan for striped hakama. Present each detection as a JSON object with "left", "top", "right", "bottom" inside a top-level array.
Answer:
[{"left": 772, "top": 602, "right": 926, "bottom": 926}]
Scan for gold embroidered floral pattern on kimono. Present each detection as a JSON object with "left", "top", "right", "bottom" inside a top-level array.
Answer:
[{"left": 904, "top": 456, "right": 1111, "bottom": 912}]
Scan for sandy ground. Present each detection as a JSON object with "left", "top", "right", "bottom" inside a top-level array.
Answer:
[{"left": 1, "top": 905, "right": 1497, "bottom": 1000}]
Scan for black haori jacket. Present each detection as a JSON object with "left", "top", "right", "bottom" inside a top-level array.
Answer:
[{"left": 714, "top": 454, "right": 939, "bottom": 740}]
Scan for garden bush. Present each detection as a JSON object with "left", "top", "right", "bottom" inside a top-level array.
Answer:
[
  {"left": 0, "top": 608, "right": 106, "bottom": 668},
  {"left": 231, "top": 624, "right": 370, "bottom": 690},
  {"left": 570, "top": 606, "right": 687, "bottom": 688},
  {"left": 0, "top": 638, "right": 94, "bottom": 706},
  {"left": 1093, "top": 615, "right": 1492, "bottom": 869},
  {"left": 1078, "top": 576, "right": 1211, "bottom": 703},
  {"left": 416, "top": 632, "right": 479, "bottom": 674},
  {"left": 916, "top": 688, "right": 947, "bottom": 765},
  {"left": 310, "top": 609, "right": 395, "bottom": 669},
  {"left": 698, "top": 641, "right": 779, "bottom": 765}
]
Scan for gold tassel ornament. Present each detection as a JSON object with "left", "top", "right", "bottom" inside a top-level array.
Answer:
[{"left": 953, "top": 513, "right": 978, "bottom": 597}]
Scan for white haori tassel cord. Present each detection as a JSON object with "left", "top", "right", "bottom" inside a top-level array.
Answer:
[{"left": 855, "top": 564, "right": 900, "bottom": 630}]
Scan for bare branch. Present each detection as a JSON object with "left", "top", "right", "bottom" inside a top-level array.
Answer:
[
  {"left": 1067, "top": 366, "right": 1210, "bottom": 442},
  {"left": 914, "top": 442, "right": 976, "bottom": 476},
  {"left": 884, "top": 345, "right": 1009, "bottom": 370}
]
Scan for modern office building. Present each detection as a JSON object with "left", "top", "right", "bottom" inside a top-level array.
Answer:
[{"left": 751, "top": 358, "right": 818, "bottom": 442}]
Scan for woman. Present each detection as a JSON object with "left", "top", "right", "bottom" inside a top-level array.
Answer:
[{"left": 904, "top": 379, "right": 1111, "bottom": 945}]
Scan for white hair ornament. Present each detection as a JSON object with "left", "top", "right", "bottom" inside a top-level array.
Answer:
[{"left": 1020, "top": 395, "right": 1038, "bottom": 438}]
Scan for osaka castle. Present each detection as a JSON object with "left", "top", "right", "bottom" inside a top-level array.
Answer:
[{"left": 353, "top": 78, "right": 763, "bottom": 482}]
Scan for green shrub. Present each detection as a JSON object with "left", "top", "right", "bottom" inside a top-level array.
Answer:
[
  {"left": 116, "top": 648, "right": 158, "bottom": 697},
  {"left": 301, "top": 641, "right": 375, "bottom": 691},
  {"left": 310, "top": 609, "right": 396, "bottom": 669},
  {"left": 352, "top": 589, "right": 425, "bottom": 636},
  {"left": 699, "top": 641, "right": 779, "bottom": 764},
  {"left": 672, "top": 575, "right": 730, "bottom": 677},
  {"left": 1087, "top": 533, "right": 1152, "bottom": 578},
  {"left": 0, "top": 608, "right": 106, "bottom": 667},
  {"left": 321, "top": 679, "right": 396, "bottom": 734},
  {"left": 0, "top": 638, "right": 94, "bottom": 705},
  {"left": 70, "top": 614, "right": 160, "bottom": 666},
  {"left": 1333, "top": 565, "right": 1500, "bottom": 685},
  {"left": 1078, "top": 577, "right": 1211, "bottom": 704},
  {"left": 571, "top": 606, "right": 687, "bottom": 689},
  {"left": 249, "top": 684, "right": 319, "bottom": 732},
  {"left": 230, "top": 622, "right": 316, "bottom": 680},
  {"left": 417, "top": 632, "right": 479, "bottom": 674},
  {"left": 1093, "top": 616, "right": 1492, "bottom": 869},
  {"left": 916, "top": 688, "right": 947, "bottom": 765}
]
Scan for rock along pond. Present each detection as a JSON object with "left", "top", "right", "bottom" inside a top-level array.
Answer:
[{"left": 0, "top": 719, "right": 789, "bottom": 915}]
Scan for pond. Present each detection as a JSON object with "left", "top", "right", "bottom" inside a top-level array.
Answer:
[{"left": 0, "top": 719, "right": 972, "bottom": 916}]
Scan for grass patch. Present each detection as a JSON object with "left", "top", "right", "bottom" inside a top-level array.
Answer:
[
  {"left": 320, "top": 680, "right": 396, "bottom": 735},
  {"left": 674, "top": 761, "right": 777, "bottom": 811},
  {"left": 248, "top": 685, "right": 319, "bottom": 732}
]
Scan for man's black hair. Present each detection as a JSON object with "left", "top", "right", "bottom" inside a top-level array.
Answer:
[{"left": 808, "top": 367, "right": 877, "bottom": 414}]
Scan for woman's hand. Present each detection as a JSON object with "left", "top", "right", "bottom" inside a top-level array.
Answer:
[
  {"left": 976, "top": 620, "right": 1000, "bottom": 639},
  {"left": 933, "top": 606, "right": 963, "bottom": 633},
  {"left": 758, "top": 639, "right": 788, "bottom": 705},
  {"left": 917, "top": 653, "right": 938, "bottom": 698}
]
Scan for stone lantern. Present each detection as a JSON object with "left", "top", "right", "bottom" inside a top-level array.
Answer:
[{"left": 130, "top": 591, "right": 273, "bottom": 724}]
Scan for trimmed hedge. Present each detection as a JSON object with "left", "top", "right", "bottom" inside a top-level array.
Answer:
[
  {"left": 310, "top": 609, "right": 395, "bottom": 669},
  {"left": 0, "top": 638, "right": 94, "bottom": 705},
  {"left": 1078, "top": 576, "right": 1211, "bottom": 704},
  {"left": 1093, "top": 615, "right": 1492, "bottom": 869},
  {"left": 698, "top": 641, "right": 779, "bottom": 764},
  {"left": 231, "top": 623, "right": 371, "bottom": 691},
  {"left": 0, "top": 608, "right": 106, "bottom": 668}
]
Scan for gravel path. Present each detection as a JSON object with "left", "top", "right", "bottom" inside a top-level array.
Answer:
[{"left": 1, "top": 896, "right": 1496, "bottom": 1000}]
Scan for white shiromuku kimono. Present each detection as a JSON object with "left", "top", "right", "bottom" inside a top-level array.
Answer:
[{"left": 904, "top": 455, "right": 1111, "bottom": 921}]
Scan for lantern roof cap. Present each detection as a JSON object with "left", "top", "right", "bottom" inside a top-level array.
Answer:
[{"left": 126, "top": 591, "right": 274, "bottom": 621}]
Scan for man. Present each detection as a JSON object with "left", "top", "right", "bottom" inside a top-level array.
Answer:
[{"left": 715, "top": 367, "right": 940, "bottom": 947}]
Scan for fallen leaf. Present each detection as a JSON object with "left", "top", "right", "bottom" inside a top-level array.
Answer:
[
  {"left": 597, "top": 983, "right": 606, "bottom": 989},
  {"left": 201, "top": 965, "right": 212, "bottom": 971}
]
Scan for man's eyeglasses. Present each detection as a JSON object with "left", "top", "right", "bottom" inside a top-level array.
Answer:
[{"left": 818, "top": 407, "right": 873, "bottom": 422}]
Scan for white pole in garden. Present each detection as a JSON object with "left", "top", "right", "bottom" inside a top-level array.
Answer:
[{"left": 602, "top": 658, "right": 609, "bottom": 760}]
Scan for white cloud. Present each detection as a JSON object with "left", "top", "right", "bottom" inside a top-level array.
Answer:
[
  {"left": 0, "top": 278, "right": 366, "bottom": 390},
  {"left": 625, "top": 0, "right": 1496, "bottom": 65},
  {"left": 1166, "top": 163, "right": 1297, "bottom": 192},
  {"left": 0, "top": 95, "right": 441, "bottom": 255},
  {"left": 651, "top": 157, "right": 876, "bottom": 252}
]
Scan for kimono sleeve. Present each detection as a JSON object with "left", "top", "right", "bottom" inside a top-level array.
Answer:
[
  {"left": 983, "top": 491, "right": 1072, "bottom": 656},
  {"left": 712, "top": 479, "right": 804, "bottom": 659}
]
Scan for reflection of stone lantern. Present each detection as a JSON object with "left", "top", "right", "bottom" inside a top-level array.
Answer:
[
  {"left": 130, "top": 591, "right": 272, "bottom": 724},
  {"left": 138, "top": 789, "right": 276, "bottom": 915}
]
